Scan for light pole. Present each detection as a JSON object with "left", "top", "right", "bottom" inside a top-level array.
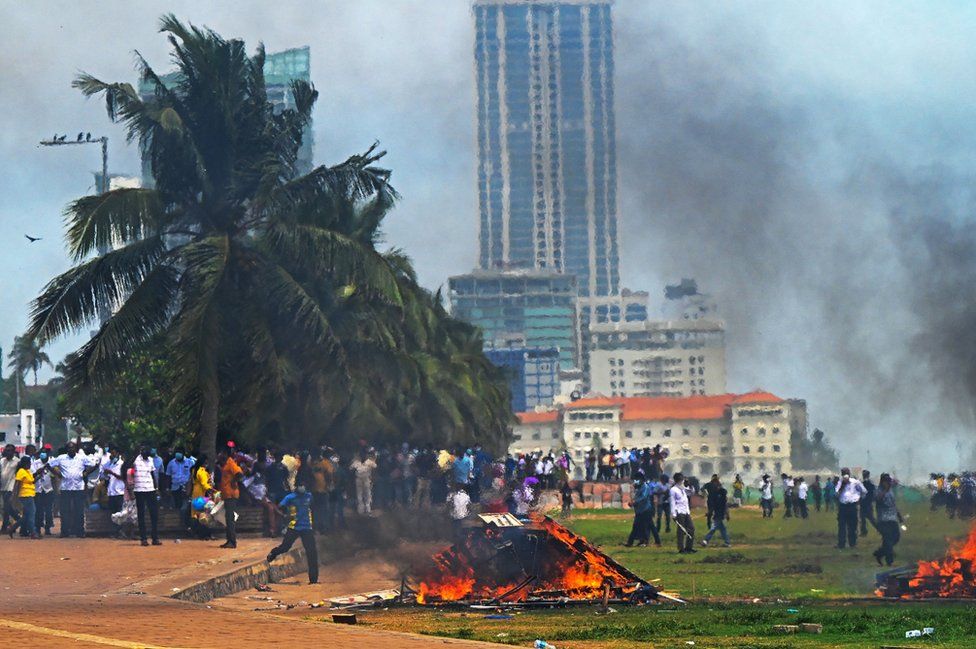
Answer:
[
  {"left": 39, "top": 132, "right": 109, "bottom": 193},
  {"left": 40, "top": 133, "right": 111, "bottom": 324}
]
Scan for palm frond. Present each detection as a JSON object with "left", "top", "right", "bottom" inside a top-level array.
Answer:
[
  {"left": 58, "top": 263, "right": 179, "bottom": 397},
  {"left": 27, "top": 236, "right": 168, "bottom": 345},
  {"left": 64, "top": 188, "right": 164, "bottom": 261}
]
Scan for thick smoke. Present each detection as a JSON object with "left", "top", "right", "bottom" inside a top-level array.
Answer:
[{"left": 613, "top": 10, "right": 976, "bottom": 473}]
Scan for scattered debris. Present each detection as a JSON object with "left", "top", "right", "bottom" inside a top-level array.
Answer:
[
  {"left": 772, "top": 625, "right": 798, "bottom": 634},
  {"left": 332, "top": 613, "right": 357, "bottom": 625},
  {"left": 255, "top": 584, "right": 274, "bottom": 592},
  {"left": 799, "top": 623, "right": 822, "bottom": 634}
]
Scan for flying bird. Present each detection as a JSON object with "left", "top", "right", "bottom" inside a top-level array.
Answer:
[{"left": 24, "top": 234, "right": 42, "bottom": 243}]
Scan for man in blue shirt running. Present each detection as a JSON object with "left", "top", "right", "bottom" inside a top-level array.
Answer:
[{"left": 266, "top": 483, "right": 319, "bottom": 584}]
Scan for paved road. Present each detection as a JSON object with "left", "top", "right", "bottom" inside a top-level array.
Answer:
[{"left": 0, "top": 536, "right": 490, "bottom": 648}]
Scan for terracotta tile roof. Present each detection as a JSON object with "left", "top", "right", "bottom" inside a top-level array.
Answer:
[
  {"left": 731, "top": 391, "right": 785, "bottom": 405},
  {"left": 514, "top": 391, "right": 785, "bottom": 424},
  {"left": 516, "top": 410, "right": 559, "bottom": 424}
]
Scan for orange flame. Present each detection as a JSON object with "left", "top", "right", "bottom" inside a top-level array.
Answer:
[
  {"left": 903, "top": 523, "right": 976, "bottom": 598},
  {"left": 415, "top": 515, "right": 639, "bottom": 604}
]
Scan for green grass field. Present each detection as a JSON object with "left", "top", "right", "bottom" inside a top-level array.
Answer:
[{"left": 343, "top": 498, "right": 976, "bottom": 648}]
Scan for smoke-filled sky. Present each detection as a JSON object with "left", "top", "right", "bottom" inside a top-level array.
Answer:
[{"left": 1, "top": 1, "right": 974, "bottom": 476}]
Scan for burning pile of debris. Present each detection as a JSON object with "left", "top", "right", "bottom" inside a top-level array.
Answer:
[
  {"left": 879, "top": 523, "right": 976, "bottom": 599},
  {"left": 406, "top": 514, "right": 676, "bottom": 607}
]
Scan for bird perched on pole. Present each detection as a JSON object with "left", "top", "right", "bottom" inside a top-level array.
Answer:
[{"left": 77, "top": 132, "right": 84, "bottom": 142}]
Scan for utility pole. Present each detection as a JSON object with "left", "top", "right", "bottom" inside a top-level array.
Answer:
[{"left": 39, "top": 133, "right": 111, "bottom": 324}]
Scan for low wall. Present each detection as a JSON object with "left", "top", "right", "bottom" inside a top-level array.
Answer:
[
  {"left": 172, "top": 545, "right": 307, "bottom": 603},
  {"left": 537, "top": 482, "right": 704, "bottom": 510}
]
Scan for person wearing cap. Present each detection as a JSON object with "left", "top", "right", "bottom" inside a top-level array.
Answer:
[
  {"left": 835, "top": 467, "right": 867, "bottom": 549},
  {"left": 165, "top": 448, "right": 195, "bottom": 512}
]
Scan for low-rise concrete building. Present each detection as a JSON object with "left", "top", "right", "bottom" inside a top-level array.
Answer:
[
  {"left": 510, "top": 391, "right": 800, "bottom": 482},
  {"left": 588, "top": 319, "right": 726, "bottom": 397},
  {"left": 0, "top": 409, "right": 41, "bottom": 449}
]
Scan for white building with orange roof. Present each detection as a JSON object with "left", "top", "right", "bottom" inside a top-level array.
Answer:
[{"left": 510, "top": 391, "right": 801, "bottom": 482}]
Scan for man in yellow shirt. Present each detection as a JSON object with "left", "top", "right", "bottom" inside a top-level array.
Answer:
[
  {"left": 310, "top": 449, "right": 333, "bottom": 533},
  {"left": 11, "top": 456, "right": 39, "bottom": 539}
]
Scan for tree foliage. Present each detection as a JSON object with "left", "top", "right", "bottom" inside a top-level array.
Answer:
[
  {"left": 29, "top": 16, "right": 512, "bottom": 458},
  {"left": 7, "top": 335, "right": 52, "bottom": 386},
  {"left": 791, "top": 427, "right": 840, "bottom": 470}
]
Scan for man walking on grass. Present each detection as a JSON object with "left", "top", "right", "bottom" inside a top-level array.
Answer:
[
  {"left": 860, "top": 469, "right": 876, "bottom": 536},
  {"left": 835, "top": 467, "right": 867, "bottom": 549},
  {"left": 670, "top": 473, "right": 695, "bottom": 554},
  {"left": 624, "top": 472, "right": 659, "bottom": 547},
  {"left": 701, "top": 485, "right": 731, "bottom": 547},
  {"left": 760, "top": 474, "right": 774, "bottom": 518}
]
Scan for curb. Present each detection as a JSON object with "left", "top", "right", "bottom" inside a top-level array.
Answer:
[{"left": 171, "top": 546, "right": 307, "bottom": 603}]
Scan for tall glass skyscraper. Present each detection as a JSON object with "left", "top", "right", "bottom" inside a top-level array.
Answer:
[
  {"left": 474, "top": 0, "right": 619, "bottom": 296},
  {"left": 138, "top": 46, "right": 313, "bottom": 180}
]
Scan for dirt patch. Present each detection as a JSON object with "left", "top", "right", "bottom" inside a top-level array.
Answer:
[
  {"left": 700, "top": 552, "right": 762, "bottom": 565},
  {"left": 768, "top": 562, "right": 823, "bottom": 575}
]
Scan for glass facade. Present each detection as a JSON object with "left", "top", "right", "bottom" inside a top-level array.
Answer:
[
  {"left": 138, "top": 46, "right": 313, "bottom": 180},
  {"left": 474, "top": 0, "right": 619, "bottom": 296},
  {"left": 449, "top": 270, "right": 577, "bottom": 368},
  {"left": 486, "top": 347, "right": 560, "bottom": 412}
]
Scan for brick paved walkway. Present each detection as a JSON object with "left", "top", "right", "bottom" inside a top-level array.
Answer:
[{"left": 0, "top": 536, "right": 491, "bottom": 648}]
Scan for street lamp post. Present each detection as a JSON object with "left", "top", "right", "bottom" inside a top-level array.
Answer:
[
  {"left": 39, "top": 133, "right": 111, "bottom": 325},
  {"left": 39, "top": 133, "right": 109, "bottom": 193}
]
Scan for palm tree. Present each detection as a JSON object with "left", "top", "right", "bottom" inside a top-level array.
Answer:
[
  {"left": 26, "top": 16, "right": 400, "bottom": 461},
  {"left": 7, "top": 335, "right": 52, "bottom": 386}
]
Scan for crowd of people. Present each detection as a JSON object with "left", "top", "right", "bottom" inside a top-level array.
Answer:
[
  {"left": 0, "top": 438, "right": 915, "bottom": 573},
  {"left": 928, "top": 472, "right": 976, "bottom": 519},
  {"left": 617, "top": 466, "right": 906, "bottom": 568}
]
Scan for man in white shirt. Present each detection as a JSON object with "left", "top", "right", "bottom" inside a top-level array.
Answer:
[
  {"left": 781, "top": 474, "right": 793, "bottom": 519},
  {"left": 32, "top": 448, "right": 56, "bottom": 536},
  {"left": 446, "top": 484, "right": 472, "bottom": 540},
  {"left": 669, "top": 473, "right": 696, "bottom": 554},
  {"left": 49, "top": 442, "right": 98, "bottom": 538},
  {"left": 835, "top": 467, "right": 867, "bottom": 549},
  {"left": 759, "top": 474, "right": 774, "bottom": 518},
  {"left": 101, "top": 450, "right": 127, "bottom": 537},
  {"left": 133, "top": 446, "right": 161, "bottom": 546},
  {"left": 0, "top": 445, "right": 22, "bottom": 534},
  {"left": 796, "top": 477, "right": 809, "bottom": 519}
]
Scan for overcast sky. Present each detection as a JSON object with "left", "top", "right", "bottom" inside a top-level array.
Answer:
[{"left": 2, "top": 1, "right": 974, "bottom": 476}]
